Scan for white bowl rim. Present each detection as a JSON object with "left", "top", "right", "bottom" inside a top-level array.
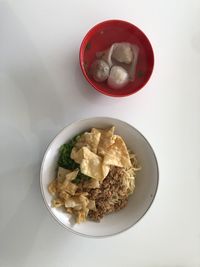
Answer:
[{"left": 40, "top": 117, "right": 159, "bottom": 238}]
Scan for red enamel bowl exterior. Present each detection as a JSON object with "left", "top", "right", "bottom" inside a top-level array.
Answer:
[{"left": 79, "top": 20, "right": 154, "bottom": 97}]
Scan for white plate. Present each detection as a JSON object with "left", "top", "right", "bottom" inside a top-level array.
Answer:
[{"left": 40, "top": 117, "right": 159, "bottom": 238}]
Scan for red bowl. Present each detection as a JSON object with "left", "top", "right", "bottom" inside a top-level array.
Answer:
[{"left": 79, "top": 20, "right": 154, "bottom": 97}]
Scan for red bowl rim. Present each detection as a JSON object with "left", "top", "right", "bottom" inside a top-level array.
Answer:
[{"left": 79, "top": 19, "right": 154, "bottom": 97}]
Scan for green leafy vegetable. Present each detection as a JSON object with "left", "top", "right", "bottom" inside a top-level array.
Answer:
[
  {"left": 57, "top": 135, "right": 91, "bottom": 184},
  {"left": 58, "top": 135, "right": 79, "bottom": 169},
  {"left": 85, "top": 42, "right": 91, "bottom": 50},
  {"left": 73, "top": 172, "right": 91, "bottom": 184},
  {"left": 137, "top": 70, "right": 144, "bottom": 78}
]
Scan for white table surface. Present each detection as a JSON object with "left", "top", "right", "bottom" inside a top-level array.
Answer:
[{"left": 0, "top": 0, "right": 200, "bottom": 266}]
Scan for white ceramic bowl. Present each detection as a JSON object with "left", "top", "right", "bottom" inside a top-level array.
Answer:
[{"left": 40, "top": 117, "right": 159, "bottom": 238}]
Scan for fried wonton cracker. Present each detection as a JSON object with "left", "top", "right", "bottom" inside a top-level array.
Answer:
[
  {"left": 72, "top": 131, "right": 101, "bottom": 154},
  {"left": 91, "top": 126, "right": 116, "bottom": 156},
  {"left": 59, "top": 181, "right": 78, "bottom": 195},
  {"left": 64, "top": 169, "right": 79, "bottom": 182},
  {"left": 57, "top": 167, "right": 71, "bottom": 182},
  {"left": 103, "top": 135, "right": 132, "bottom": 169},
  {"left": 79, "top": 147, "right": 109, "bottom": 180}
]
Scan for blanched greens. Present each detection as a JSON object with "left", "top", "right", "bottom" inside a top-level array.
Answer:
[{"left": 58, "top": 135, "right": 90, "bottom": 184}]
